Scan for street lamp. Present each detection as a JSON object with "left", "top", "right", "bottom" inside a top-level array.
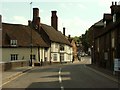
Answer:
[{"left": 30, "top": 2, "right": 33, "bottom": 66}]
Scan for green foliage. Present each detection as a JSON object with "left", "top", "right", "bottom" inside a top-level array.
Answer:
[
  {"left": 80, "top": 30, "right": 90, "bottom": 52},
  {"left": 72, "top": 31, "right": 90, "bottom": 53},
  {"left": 73, "top": 36, "right": 80, "bottom": 42}
]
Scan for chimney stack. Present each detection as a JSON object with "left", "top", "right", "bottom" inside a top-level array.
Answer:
[
  {"left": 68, "top": 35, "right": 71, "bottom": 38},
  {"left": 0, "top": 15, "right": 2, "bottom": 29},
  {"left": 28, "top": 20, "right": 31, "bottom": 26},
  {"left": 33, "top": 8, "right": 39, "bottom": 19},
  {"left": 51, "top": 11, "right": 58, "bottom": 30},
  {"left": 63, "top": 27, "right": 65, "bottom": 36},
  {"left": 32, "top": 8, "right": 40, "bottom": 29}
]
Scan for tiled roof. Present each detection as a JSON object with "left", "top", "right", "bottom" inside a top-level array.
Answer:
[
  {"left": 94, "top": 19, "right": 104, "bottom": 26},
  {"left": 1, "top": 23, "right": 49, "bottom": 47},
  {"left": 41, "top": 24, "right": 71, "bottom": 46}
]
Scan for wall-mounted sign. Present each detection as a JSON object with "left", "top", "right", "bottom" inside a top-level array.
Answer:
[{"left": 114, "top": 58, "right": 120, "bottom": 71}]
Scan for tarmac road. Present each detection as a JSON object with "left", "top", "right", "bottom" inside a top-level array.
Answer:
[{"left": 2, "top": 57, "right": 120, "bottom": 90}]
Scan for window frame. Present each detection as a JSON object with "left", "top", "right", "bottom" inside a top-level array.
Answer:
[
  {"left": 30, "top": 54, "right": 36, "bottom": 60},
  {"left": 11, "top": 54, "right": 18, "bottom": 61},
  {"left": 53, "top": 54, "right": 57, "bottom": 61},
  {"left": 113, "top": 14, "right": 116, "bottom": 23},
  {"left": 10, "top": 40, "right": 17, "bottom": 46}
]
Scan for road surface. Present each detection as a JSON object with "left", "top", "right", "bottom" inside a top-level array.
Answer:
[{"left": 2, "top": 57, "right": 120, "bottom": 90}]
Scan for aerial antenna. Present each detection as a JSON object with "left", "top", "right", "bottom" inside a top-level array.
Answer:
[{"left": 30, "top": 2, "right": 32, "bottom": 20}]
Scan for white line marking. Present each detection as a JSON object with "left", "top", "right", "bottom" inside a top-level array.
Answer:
[
  {"left": 59, "top": 75, "right": 62, "bottom": 83},
  {"left": 58, "top": 68, "right": 64, "bottom": 90},
  {"left": 59, "top": 69, "right": 61, "bottom": 75},
  {"left": 59, "top": 68, "right": 62, "bottom": 83},
  {"left": 61, "top": 86, "right": 64, "bottom": 90}
]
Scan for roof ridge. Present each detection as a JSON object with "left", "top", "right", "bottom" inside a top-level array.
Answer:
[{"left": 2, "top": 22, "right": 27, "bottom": 26}]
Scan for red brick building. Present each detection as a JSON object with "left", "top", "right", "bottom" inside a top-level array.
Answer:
[{"left": 88, "top": 2, "right": 120, "bottom": 71}]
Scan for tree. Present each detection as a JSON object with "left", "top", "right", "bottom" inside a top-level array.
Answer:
[{"left": 80, "top": 30, "right": 90, "bottom": 53}]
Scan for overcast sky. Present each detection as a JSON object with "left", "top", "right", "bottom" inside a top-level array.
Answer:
[{"left": 0, "top": 0, "right": 120, "bottom": 37}]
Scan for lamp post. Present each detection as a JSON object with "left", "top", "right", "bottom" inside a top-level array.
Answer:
[{"left": 30, "top": 2, "right": 33, "bottom": 66}]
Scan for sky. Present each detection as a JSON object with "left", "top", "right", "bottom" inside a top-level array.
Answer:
[{"left": 0, "top": 0, "right": 120, "bottom": 37}]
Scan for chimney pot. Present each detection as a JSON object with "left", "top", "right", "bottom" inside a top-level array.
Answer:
[
  {"left": 52, "top": 11, "right": 57, "bottom": 16},
  {"left": 28, "top": 20, "right": 31, "bottom": 26},
  {"left": 68, "top": 35, "right": 71, "bottom": 38},
  {"left": 0, "top": 15, "right": 2, "bottom": 29},
  {"left": 115, "top": 2, "right": 117, "bottom": 5},
  {"left": 112, "top": 2, "right": 114, "bottom": 5},
  {"left": 63, "top": 27, "right": 65, "bottom": 36}
]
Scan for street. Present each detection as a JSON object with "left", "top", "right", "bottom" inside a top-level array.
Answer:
[{"left": 2, "top": 57, "right": 120, "bottom": 89}]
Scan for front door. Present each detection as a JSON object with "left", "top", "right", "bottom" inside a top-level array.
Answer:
[{"left": 60, "top": 53, "right": 64, "bottom": 63}]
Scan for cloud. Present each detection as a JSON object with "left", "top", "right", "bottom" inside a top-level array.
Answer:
[
  {"left": 98, "top": 0, "right": 112, "bottom": 6},
  {"left": 58, "top": 17, "right": 93, "bottom": 37},
  {"left": 2, "top": 16, "right": 28, "bottom": 25},
  {"left": 77, "top": 4, "right": 87, "bottom": 10},
  {"left": 13, "top": 16, "right": 28, "bottom": 25},
  {"left": 59, "top": 3, "right": 87, "bottom": 11}
]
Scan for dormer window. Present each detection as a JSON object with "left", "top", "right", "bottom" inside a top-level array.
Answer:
[
  {"left": 113, "top": 14, "right": 116, "bottom": 22},
  {"left": 10, "top": 40, "right": 17, "bottom": 46}
]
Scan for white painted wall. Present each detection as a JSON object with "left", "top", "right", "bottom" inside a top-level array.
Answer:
[
  {"left": 51, "top": 42, "right": 73, "bottom": 63},
  {"left": 1, "top": 43, "right": 73, "bottom": 63},
  {"left": 2, "top": 47, "right": 44, "bottom": 62},
  {"left": 65, "top": 45, "right": 73, "bottom": 62},
  {"left": 51, "top": 42, "right": 60, "bottom": 62}
]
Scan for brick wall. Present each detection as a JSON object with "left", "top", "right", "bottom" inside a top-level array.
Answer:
[{"left": 0, "top": 60, "right": 29, "bottom": 71}]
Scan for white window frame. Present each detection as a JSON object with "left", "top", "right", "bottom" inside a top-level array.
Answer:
[
  {"left": 113, "top": 14, "right": 116, "bottom": 22},
  {"left": 11, "top": 54, "right": 18, "bottom": 61},
  {"left": 54, "top": 54, "right": 57, "bottom": 61},
  {"left": 10, "top": 40, "right": 17, "bottom": 46},
  {"left": 111, "top": 31, "right": 115, "bottom": 48}
]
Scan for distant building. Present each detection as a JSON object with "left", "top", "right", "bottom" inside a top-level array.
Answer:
[{"left": 68, "top": 35, "right": 78, "bottom": 61}]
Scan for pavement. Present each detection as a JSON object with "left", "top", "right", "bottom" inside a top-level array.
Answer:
[
  {"left": 1, "top": 66, "right": 33, "bottom": 87},
  {"left": 73, "top": 57, "right": 120, "bottom": 84},
  {"left": 1, "top": 58, "right": 120, "bottom": 87},
  {"left": 87, "top": 64, "right": 120, "bottom": 82}
]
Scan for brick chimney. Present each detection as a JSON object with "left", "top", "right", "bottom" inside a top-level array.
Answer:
[
  {"left": 51, "top": 11, "right": 58, "bottom": 30},
  {"left": 68, "top": 35, "right": 71, "bottom": 38},
  {"left": 0, "top": 15, "right": 2, "bottom": 29},
  {"left": 63, "top": 27, "right": 65, "bottom": 36},
  {"left": 28, "top": 20, "right": 31, "bottom": 26},
  {"left": 32, "top": 8, "right": 40, "bottom": 29}
]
